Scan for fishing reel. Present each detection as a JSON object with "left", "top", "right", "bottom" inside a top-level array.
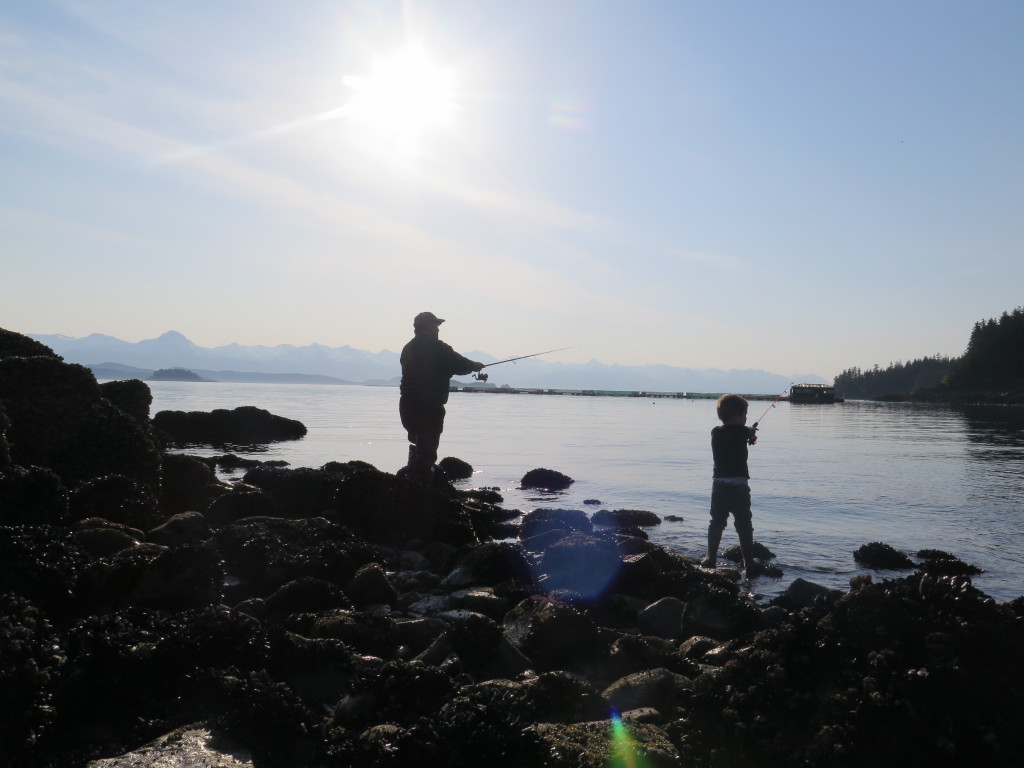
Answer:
[{"left": 473, "top": 372, "right": 489, "bottom": 382}]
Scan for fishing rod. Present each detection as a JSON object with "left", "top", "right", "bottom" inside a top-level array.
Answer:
[
  {"left": 749, "top": 385, "right": 791, "bottom": 443},
  {"left": 473, "top": 347, "right": 572, "bottom": 382}
]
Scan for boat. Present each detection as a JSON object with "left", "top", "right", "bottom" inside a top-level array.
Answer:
[{"left": 787, "top": 383, "right": 842, "bottom": 404}]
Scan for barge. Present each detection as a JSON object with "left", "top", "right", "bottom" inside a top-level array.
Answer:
[{"left": 787, "top": 383, "right": 842, "bottom": 403}]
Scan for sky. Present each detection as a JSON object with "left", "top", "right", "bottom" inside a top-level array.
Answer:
[{"left": 2, "top": 1, "right": 1023, "bottom": 380}]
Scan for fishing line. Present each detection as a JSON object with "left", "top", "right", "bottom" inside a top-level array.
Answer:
[
  {"left": 473, "top": 346, "right": 573, "bottom": 381},
  {"left": 752, "top": 385, "right": 791, "bottom": 430}
]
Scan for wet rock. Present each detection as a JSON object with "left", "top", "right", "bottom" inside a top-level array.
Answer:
[
  {"left": 680, "top": 589, "right": 763, "bottom": 640},
  {"left": 637, "top": 596, "right": 687, "bottom": 639},
  {"left": 854, "top": 541, "right": 915, "bottom": 569},
  {"left": 438, "top": 456, "right": 473, "bottom": 480},
  {"left": 526, "top": 720, "right": 680, "bottom": 768},
  {"left": 330, "top": 466, "right": 478, "bottom": 547},
  {"left": 214, "top": 516, "right": 379, "bottom": 600},
  {"left": 0, "top": 594, "right": 65, "bottom": 767},
  {"left": 0, "top": 327, "right": 59, "bottom": 359},
  {"left": 205, "top": 484, "right": 284, "bottom": 527},
  {"left": 0, "top": 355, "right": 160, "bottom": 490},
  {"left": 70, "top": 474, "right": 162, "bottom": 531},
  {"left": 0, "top": 524, "right": 88, "bottom": 620},
  {"left": 239, "top": 465, "right": 342, "bottom": 519},
  {"left": 346, "top": 563, "right": 398, "bottom": 609},
  {"left": 503, "top": 596, "right": 602, "bottom": 672},
  {"left": 97, "top": 378, "right": 153, "bottom": 426},
  {"left": 147, "top": 510, "right": 211, "bottom": 547},
  {"left": 465, "top": 501, "right": 520, "bottom": 540},
  {"left": 415, "top": 612, "right": 533, "bottom": 681},
  {"left": 606, "top": 633, "right": 699, "bottom": 681},
  {"left": 916, "top": 548, "right": 984, "bottom": 576},
  {"left": 722, "top": 539, "right": 775, "bottom": 562},
  {"left": 70, "top": 525, "right": 141, "bottom": 558},
  {"left": 312, "top": 610, "right": 398, "bottom": 657},
  {"left": 159, "top": 454, "right": 228, "bottom": 516},
  {"left": 93, "top": 541, "right": 224, "bottom": 612},
  {"left": 85, "top": 726, "right": 253, "bottom": 768},
  {"left": 681, "top": 572, "right": 1024, "bottom": 766},
  {"left": 520, "top": 467, "right": 574, "bottom": 491},
  {"left": 153, "top": 405, "right": 307, "bottom": 445},
  {"left": 333, "top": 659, "right": 456, "bottom": 730},
  {"left": 677, "top": 634, "right": 719, "bottom": 660},
  {"left": 602, "top": 667, "right": 695, "bottom": 715},
  {"left": 0, "top": 465, "right": 69, "bottom": 526},
  {"left": 592, "top": 508, "right": 662, "bottom": 527},
  {"left": 771, "top": 577, "right": 844, "bottom": 610},
  {"left": 442, "top": 541, "right": 536, "bottom": 592},
  {"left": 447, "top": 586, "right": 511, "bottom": 621},
  {"left": 520, "top": 670, "right": 608, "bottom": 723},
  {"left": 519, "top": 507, "right": 592, "bottom": 539},
  {"left": 264, "top": 577, "right": 353, "bottom": 620},
  {"left": 539, "top": 532, "right": 623, "bottom": 598}
]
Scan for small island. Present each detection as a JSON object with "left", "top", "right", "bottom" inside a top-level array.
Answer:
[{"left": 148, "top": 367, "right": 211, "bottom": 382}]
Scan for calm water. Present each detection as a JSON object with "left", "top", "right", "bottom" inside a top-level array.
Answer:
[{"left": 142, "top": 382, "right": 1024, "bottom": 604}]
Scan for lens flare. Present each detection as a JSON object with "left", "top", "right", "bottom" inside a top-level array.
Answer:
[{"left": 608, "top": 708, "right": 654, "bottom": 768}]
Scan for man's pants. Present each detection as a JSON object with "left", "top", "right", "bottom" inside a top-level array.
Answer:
[{"left": 399, "top": 397, "right": 445, "bottom": 480}]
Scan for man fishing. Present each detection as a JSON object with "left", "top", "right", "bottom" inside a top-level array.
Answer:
[{"left": 399, "top": 312, "right": 484, "bottom": 483}]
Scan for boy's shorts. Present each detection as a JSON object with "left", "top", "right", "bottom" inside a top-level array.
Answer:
[{"left": 709, "top": 479, "right": 752, "bottom": 534}]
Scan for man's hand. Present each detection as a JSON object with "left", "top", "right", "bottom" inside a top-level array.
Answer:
[{"left": 473, "top": 361, "right": 485, "bottom": 372}]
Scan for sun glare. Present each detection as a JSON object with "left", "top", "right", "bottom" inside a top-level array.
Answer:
[{"left": 343, "top": 45, "right": 457, "bottom": 156}]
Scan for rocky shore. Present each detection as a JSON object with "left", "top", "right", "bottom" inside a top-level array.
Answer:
[{"left": 2, "top": 327, "right": 1023, "bottom": 768}]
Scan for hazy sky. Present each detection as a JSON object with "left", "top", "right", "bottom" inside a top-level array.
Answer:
[{"left": 3, "top": 1, "right": 1022, "bottom": 379}]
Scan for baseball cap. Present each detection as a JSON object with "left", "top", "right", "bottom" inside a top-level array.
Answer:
[{"left": 413, "top": 311, "right": 445, "bottom": 328}]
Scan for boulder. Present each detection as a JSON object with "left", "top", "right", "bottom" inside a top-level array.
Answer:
[
  {"left": 159, "top": 454, "right": 227, "bottom": 516},
  {"left": 441, "top": 541, "right": 536, "bottom": 592},
  {"left": 264, "top": 577, "right": 353, "bottom": 620},
  {"left": 771, "top": 577, "right": 844, "bottom": 611},
  {"left": 0, "top": 465, "right": 70, "bottom": 526},
  {"left": 330, "top": 466, "right": 479, "bottom": 547},
  {"left": 147, "top": 511, "right": 211, "bottom": 547},
  {"left": 636, "top": 596, "right": 687, "bottom": 639},
  {"left": 0, "top": 355, "right": 160, "bottom": 490},
  {"left": 519, "top": 508, "right": 592, "bottom": 539},
  {"left": 524, "top": 720, "right": 679, "bottom": 768},
  {"left": 853, "top": 541, "right": 915, "bottom": 569},
  {"left": 438, "top": 456, "right": 473, "bottom": 480},
  {"left": 153, "top": 405, "right": 307, "bottom": 445},
  {"left": 601, "top": 667, "right": 695, "bottom": 714},
  {"left": 680, "top": 589, "right": 763, "bottom": 640},
  {"left": 538, "top": 532, "right": 623, "bottom": 599},
  {"left": 346, "top": 563, "right": 398, "bottom": 609},
  {"left": 70, "top": 474, "right": 161, "bottom": 530},
  {"left": 520, "top": 467, "right": 574, "bottom": 491},
  {"left": 592, "top": 509, "right": 662, "bottom": 527},
  {"left": 502, "top": 596, "right": 602, "bottom": 671}
]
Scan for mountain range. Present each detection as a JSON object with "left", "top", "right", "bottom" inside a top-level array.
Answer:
[{"left": 29, "top": 331, "right": 829, "bottom": 393}]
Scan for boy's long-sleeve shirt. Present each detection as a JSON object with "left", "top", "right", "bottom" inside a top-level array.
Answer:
[{"left": 711, "top": 424, "right": 754, "bottom": 479}]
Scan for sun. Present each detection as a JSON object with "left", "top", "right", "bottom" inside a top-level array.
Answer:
[{"left": 342, "top": 45, "right": 457, "bottom": 156}]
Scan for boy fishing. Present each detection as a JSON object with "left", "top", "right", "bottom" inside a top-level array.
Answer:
[{"left": 701, "top": 393, "right": 761, "bottom": 578}]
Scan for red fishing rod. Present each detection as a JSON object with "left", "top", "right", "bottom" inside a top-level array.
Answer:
[
  {"left": 750, "top": 385, "right": 790, "bottom": 443},
  {"left": 472, "top": 347, "right": 572, "bottom": 381}
]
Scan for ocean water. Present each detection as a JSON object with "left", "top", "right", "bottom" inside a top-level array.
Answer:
[{"left": 143, "top": 381, "right": 1024, "bottom": 604}]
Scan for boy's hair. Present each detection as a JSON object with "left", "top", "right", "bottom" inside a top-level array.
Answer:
[{"left": 716, "top": 393, "right": 748, "bottom": 422}]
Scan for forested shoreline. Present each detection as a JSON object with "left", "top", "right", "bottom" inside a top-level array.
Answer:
[{"left": 834, "top": 306, "right": 1024, "bottom": 402}]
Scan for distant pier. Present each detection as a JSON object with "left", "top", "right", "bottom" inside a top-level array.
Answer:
[{"left": 450, "top": 385, "right": 783, "bottom": 401}]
